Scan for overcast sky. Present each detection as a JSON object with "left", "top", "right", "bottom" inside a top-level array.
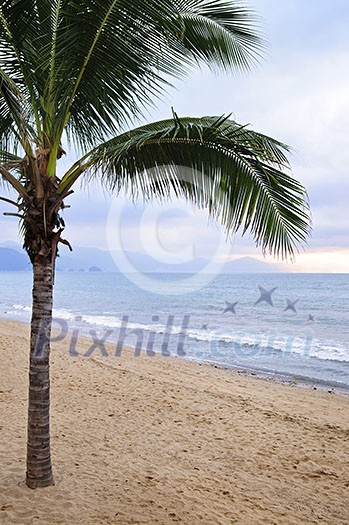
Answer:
[{"left": 1, "top": 0, "right": 349, "bottom": 273}]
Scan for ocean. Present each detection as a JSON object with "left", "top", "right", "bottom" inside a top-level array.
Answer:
[{"left": 1, "top": 271, "right": 349, "bottom": 390}]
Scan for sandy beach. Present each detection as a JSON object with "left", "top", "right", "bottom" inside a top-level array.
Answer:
[{"left": 0, "top": 317, "right": 348, "bottom": 524}]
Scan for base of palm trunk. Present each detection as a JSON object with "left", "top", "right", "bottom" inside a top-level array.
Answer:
[
  {"left": 26, "top": 473, "right": 54, "bottom": 489},
  {"left": 26, "top": 440, "right": 54, "bottom": 488}
]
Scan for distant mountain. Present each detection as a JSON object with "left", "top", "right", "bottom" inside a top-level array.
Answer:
[
  {"left": 0, "top": 247, "right": 30, "bottom": 271},
  {"left": 0, "top": 240, "right": 23, "bottom": 249},
  {"left": 0, "top": 243, "right": 120, "bottom": 272},
  {"left": 221, "top": 256, "right": 284, "bottom": 273},
  {"left": 55, "top": 246, "right": 117, "bottom": 272},
  {"left": 110, "top": 251, "right": 209, "bottom": 273},
  {"left": 88, "top": 266, "right": 102, "bottom": 272},
  {"left": 107, "top": 252, "right": 285, "bottom": 273},
  {"left": 0, "top": 242, "right": 286, "bottom": 273}
]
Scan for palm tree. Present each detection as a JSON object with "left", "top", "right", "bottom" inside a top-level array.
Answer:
[{"left": 0, "top": 1, "right": 310, "bottom": 489}]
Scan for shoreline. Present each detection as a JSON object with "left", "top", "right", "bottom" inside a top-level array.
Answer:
[
  {"left": 1, "top": 317, "right": 349, "bottom": 524},
  {"left": 196, "top": 358, "right": 349, "bottom": 396},
  {"left": 2, "top": 312, "right": 349, "bottom": 396}
]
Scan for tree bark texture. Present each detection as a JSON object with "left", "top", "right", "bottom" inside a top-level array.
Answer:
[{"left": 26, "top": 256, "right": 54, "bottom": 488}]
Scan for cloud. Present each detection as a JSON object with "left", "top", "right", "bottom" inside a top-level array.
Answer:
[{"left": 1, "top": 0, "right": 348, "bottom": 273}]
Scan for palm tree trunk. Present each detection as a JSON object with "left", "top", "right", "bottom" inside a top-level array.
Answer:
[{"left": 26, "top": 255, "right": 54, "bottom": 488}]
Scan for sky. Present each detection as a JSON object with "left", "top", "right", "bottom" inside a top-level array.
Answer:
[{"left": 1, "top": 0, "right": 349, "bottom": 273}]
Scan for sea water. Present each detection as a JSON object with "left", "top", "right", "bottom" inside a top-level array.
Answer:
[{"left": 1, "top": 271, "right": 348, "bottom": 389}]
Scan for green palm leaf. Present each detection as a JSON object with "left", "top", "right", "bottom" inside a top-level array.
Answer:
[
  {"left": 175, "top": 0, "right": 263, "bottom": 71},
  {"left": 59, "top": 115, "right": 310, "bottom": 259},
  {"left": 0, "top": 67, "right": 32, "bottom": 153},
  {"left": 0, "top": 1, "right": 264, "bottom": 157}
]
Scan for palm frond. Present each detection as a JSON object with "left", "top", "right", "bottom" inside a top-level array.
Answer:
[
  {"left": 1, "top": 1, "right": 264, "bottom": 155},
  {"left": 174, "top": 0, "right": 263, "bottom": 71},
  {"left": 0, "top": 67, "right": 29, "bottom": 152},
  {"left": 0, "top": 163, "right": 28, "bottom": 197},
  {"left": 59, "top": 115, "right": 311, "bottom": 259},
  {"left": 0, "top": 1, "right": 45, "bottom": 141}
]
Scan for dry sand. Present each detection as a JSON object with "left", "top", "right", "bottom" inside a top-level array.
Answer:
[{"left": 0, "top": 317, "right": 348, "bottom": 524}]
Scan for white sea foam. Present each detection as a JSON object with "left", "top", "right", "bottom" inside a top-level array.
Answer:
[{"left": 47, "top": 311, "right": 349, "bottom": 363}]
